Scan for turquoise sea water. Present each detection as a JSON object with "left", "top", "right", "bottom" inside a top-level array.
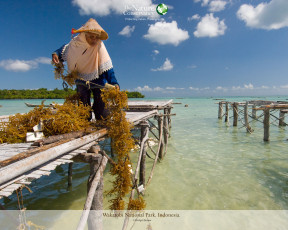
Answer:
[{"left": 0, "top": 96, "right": 288, "bottom": 211}]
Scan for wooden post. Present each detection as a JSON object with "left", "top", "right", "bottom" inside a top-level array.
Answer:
[
  {"left": 244, "top": 101, "right": 252, "bottom": 133},
  {"left": 68, "top": 162, "right": 73, "bottom": 187},
  {"left": 252, "top": 105, "right": 257, "bottom": 119},
  {"left": 87, "top": 154, "right": 103, "bottom": 230},
  {"left": 139, "top": 122, "right": 149, "bottom": 187},
  {"left": 279, "top": 110, "right": 285, "bottom": 126},
  {"left": 163, "top": 110, "right": 169, "bottom": 157},
  {"left": 264, "top": 108, "right": 270, "bottom": 141},
  {"left": 218, "top": 102, "right": 223, "bottom": 119},
  {"left": 158, "top": 116, "right": 164, "bottom": 160},
  {"left": 77, "top": 151, "right": 107, "bottom": 230},
  {"left": 233, "top": 103, "right": 238, "bottom": 127},
  {"left": 167, "top": 107, "right": 172, "bottom": 129},
  {"left": 146, "top": 116, "right": 163, "bottom": 186},
  {"left": 225, "top": 102, "right": 229, "bottom": 123}
]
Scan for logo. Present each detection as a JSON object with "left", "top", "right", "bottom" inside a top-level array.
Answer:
[{"left": 156, "top": 3, "right": 168, "bottom": 15}]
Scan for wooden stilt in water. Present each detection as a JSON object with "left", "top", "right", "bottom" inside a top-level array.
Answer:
[
  {"left": 163, "top": 110, "right": 169, "bottom": 157},
  {"left": 68, "top": 162, "right": 73, "bottom": 187},
  {"left": 252, "top": 105, "right": 257, "bottom": 119},
  {"left": 264, "top": 108, "right": 270, "bottom": 141},
  {"left": 77, "top": 151, "right": 107, "bottom": 230},
  {"left": 279, "top": 110, "right": 285, "bottom": 126},
  {"left": 218, "top": 102, "right": 223, "bottom": 119},
  {"left": 139, "top": 121, "right": 149, "bottom": 188},
  {"left": 167, "top": 107, "right": 172, "bottom": 129},
  {"left": 146, "top": 116, "right": 163, "bottom": 186},
  {"left": 233, "top": 102, "right": 238, "bottom": 127},
  {"left": 244, "top": 101, "right": 252, "bottom": 133},
  {"left": 225, "top": 102, "right": 229, "bottom": 123},
  {"left": 158, "top": 116, "right": 164, "bottom": 160}
]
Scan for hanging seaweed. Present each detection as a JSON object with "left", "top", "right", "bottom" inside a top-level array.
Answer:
[
  {"left": 101, "top": 87, "right": 146, "bottom": 210},
  {"left": 0, "top": 102, "right": 91, "bottom": 144},
  {"left": 51, "top": 61, "right": 78, "bottom": 87}
]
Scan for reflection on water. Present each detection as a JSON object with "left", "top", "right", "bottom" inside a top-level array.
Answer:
[{"left": 1, "top": 97, "right": 288, "bottom": 210}]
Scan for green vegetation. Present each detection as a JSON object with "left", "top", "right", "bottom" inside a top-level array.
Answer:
[
  {"left": 0, "top": 88, "right": 145, "bottom": 99},
  {"left": 126, "top": 91, "right": 145, "bottom": 98}
]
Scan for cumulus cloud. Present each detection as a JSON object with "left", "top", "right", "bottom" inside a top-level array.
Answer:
[
  {"left": 72, "top": 0, "right": 158, "bottom": 18},
  {"left": 166, "top": 87, "right": 185, "bottom": 90},
  {"left": 119, "top": 25, "right": 135, "bottom": 37},
  {"left": 188, "top": 14, "right": 200, "bottom": 21},
  {"left": 151, "top": 58, "right": 173, "bottom": 71},
  {"left": 135, "top": 85, "right": 163, "bottom": 92},
  {"left": 195, "top": 0, "right": 228, "bottom": 12},
  {"left": 194, "top": 13, "right": 227, "bottom": 38},
  {"left": 144, "top": 21, "right": 189, "bottom": 46},
  {"left": 153, "top": 50, "right": 159, "bottom": 55},
  {"left": 237, "top": 0, "right": 288, "bottom": 30},
  {"left": 0, "top": 57, "right": 51, "bottom": 72},
  {"left": 244, "top": 83, "right": 254, "bottom": 89}
]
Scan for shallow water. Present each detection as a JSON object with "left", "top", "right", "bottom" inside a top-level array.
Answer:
[{"left": 1, "top": 96, "right": 288, "bottom": 211}]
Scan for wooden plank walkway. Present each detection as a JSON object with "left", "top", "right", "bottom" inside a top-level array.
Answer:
[{"left": 0, "top": 100, "right": 173, "bottom": 201}]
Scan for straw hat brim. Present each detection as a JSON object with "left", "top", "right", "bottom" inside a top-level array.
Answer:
[{"left": 71, "top": 28, "right": 108, "bottom": 40}]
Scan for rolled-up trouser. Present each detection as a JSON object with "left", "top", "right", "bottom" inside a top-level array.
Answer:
[{"left": 76, "top": 84, "right": 109, "bottom": 121}]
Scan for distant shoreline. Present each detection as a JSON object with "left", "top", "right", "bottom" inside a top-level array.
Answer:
[{"left": 0, "top": 88, "right": 144, "bottom": 99}]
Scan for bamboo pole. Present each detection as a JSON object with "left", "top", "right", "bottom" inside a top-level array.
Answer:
[
  {"left": 68, "top": 163, "right": 73, "bottom": 187},
  {"left": 279, "top": 110, "right": 285, "bottom": 126},
  {"left": 264, "top": 108, "right": 270, "bottom": 141},
  {"left": 225, "top": 102, "right": 229, "bottom": 123},
  {"left": 218, "top": 102, "right": 223, "bottom": 119},
  {"left": 139, "top": 122, "right": 149, "bottom": 187},
  {"left": 244, "top": 101, "right": 252, "bottom": 133},
  {"left": 0, "top": 129, "right": 107, "bottom": 186},
  {"left": 163, "top": 109, "right": 169, "bottom": 157},
  {"left": 252, "top": 105, "right": 257, "bottom": 119},
  {"left": 146, "top": 116, "right": 163, "bottom": 186},
  {"left": 77, "top": 154, "right": 107, "bottom": 230},
  {"left": 233, "top": 102, "right": 238, "bottom": 127}
]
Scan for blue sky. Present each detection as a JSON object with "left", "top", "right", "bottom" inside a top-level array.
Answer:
[{"left": 1, "top": 0, "right": 288, "bottom": 97}]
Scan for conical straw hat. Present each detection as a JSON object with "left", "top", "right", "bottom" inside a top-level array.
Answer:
[{"left": 71, "top": 18, "right": 108, "bottom": 40}]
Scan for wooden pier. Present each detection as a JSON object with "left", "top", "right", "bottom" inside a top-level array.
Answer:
[
  {"left": 0, "top": 100, "right": 174, "bottom": 229},
  {"left": 217, "top": 100, "right": 288, "bottom": 141}
]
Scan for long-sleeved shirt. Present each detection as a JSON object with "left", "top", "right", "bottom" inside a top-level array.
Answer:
[{"left": 53, "top": 45, "right": 119, "bottom": 89}]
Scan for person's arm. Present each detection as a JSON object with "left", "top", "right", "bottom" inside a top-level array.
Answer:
[
  {"left": 102, "top": 68, "right": 120, "bottom": 89},
  {"left": 52, "top": 44, "right": 67, "bottom": 64}
]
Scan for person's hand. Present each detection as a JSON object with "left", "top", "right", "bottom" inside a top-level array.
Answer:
[
  {"left": 52, "top": 53, "right": 59, "bottom": 64},
  {"left": 115, "top": 84, "right": 120, "bottom": 90}
]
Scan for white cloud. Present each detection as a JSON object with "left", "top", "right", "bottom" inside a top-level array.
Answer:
[
  {"left": 0, "top": 57, "right": 51, "bottom": 72},
  {"left": 244, "top": 83, "right": 254, "bottom": 89},
  {"left": 195, "top": 0, "right": 228, "bottom": 12},
  {"left": 119, "top": 25, "right": 135, "bottom": 37},
  {"left": 194, "top": 13, "right": 227, "bottom": 38},
  {"left": 208, "top": 0, "right": 227, "bottom": 12},
  {"left": 237, "top": 0, "right": 288, "bottom": 30},
  {"left": 189, "top": 87, "right": 199, "bottom": 91},
  {"left": 34, "top": 57, "right": 51, "bottom": 64},
  {"left": 135, "top": 85, "right": 163, "bottom": 92},
  {"left": 153, "top": 50, "right": 159, "bottom": 55},
  {"left": 151, "top": 58, "right": 173, "bottom": 71},
  {"left": 166, "top": 87, "right": 185, "bottom": 90},
  {"left": 72, "top": 0, "right": 158, "bottom": 18},
  {"left": 280, "top": 85, "right": 288, "bottom": 89},
  {"left": 188, "top": 14, "right": 200, "bottom": 21},
  {"left": 144, "top": 21, "right": 189, "bottom": 46}
]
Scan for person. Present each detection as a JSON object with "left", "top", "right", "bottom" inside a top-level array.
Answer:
[{"left": 52, "top": 18, "right": 119, "bottom": 120}]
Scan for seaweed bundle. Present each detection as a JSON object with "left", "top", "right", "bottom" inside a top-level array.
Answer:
[
  {"left": 0, "top": 102, "right": 91, "bottom": 144},
  {"left": 102, "top": 87, "right": 146, "bottom": 210}
]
